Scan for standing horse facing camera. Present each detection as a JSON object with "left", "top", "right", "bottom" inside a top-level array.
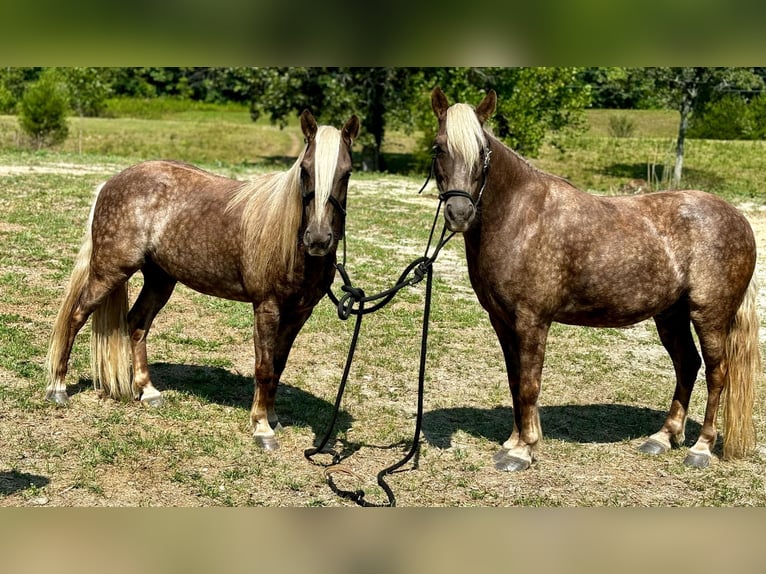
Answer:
[
  {"left": 430, "top": 86, "right": 760, "bottom": 471},
  {"left": 46, "top": 110, "right": 360, "bottom": 450}
]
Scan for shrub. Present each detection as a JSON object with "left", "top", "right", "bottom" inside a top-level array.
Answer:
[
  {"left": 58, "top": 67, "right": 113, "bottom": 117},
  {"left": 607, "top": 114, "right": 636, "bottom": 138},
  {"left": 744, "top": 94, "right": 766, "bottom": 140},
  {"left": 688, "top": 94, "right": 752, "bottom": 140},
  {"left": 18, "top": 71, "right": 69, "bottom": 148},
  {"left": 0, "top": 83, "right": 15, "bottom": 114}
]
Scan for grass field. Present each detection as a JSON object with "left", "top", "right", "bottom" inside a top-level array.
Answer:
[{"left": 1, "top": 106, "right": 766, "bottom": 506}]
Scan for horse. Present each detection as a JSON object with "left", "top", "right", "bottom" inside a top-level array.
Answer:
[
  {"left": 45, "top": 109, "right": 360, "bottom": 451},
  {"left": 430, "top": 86, "right": 760, "bottom": 471}
]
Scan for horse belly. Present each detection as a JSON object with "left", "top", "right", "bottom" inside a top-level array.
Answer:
[
  {"left": 151, "top": 230, "right": 249, "bottom": 301},
  {"left": 554, "top": 274, "right": 684, "bottom": 328}
]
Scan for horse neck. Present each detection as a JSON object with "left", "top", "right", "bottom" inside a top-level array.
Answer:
[
  {"left": 467, "top": 137, "right": 542, "bottom": 234},
  {"left": 486, "top": 135, "right": 540, "bottom": 190}
]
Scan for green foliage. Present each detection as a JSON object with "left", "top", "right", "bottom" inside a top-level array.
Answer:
[
  {"left": 491, "top": 67, "right": 592, "bottom": 155},
  {"left": 414, "top": 67, "right": 592, "bottom": 159},
  {"left": 580, "top": 67, "right": 665, "bottom": 109},
  {"left": 56, "top": 67, "right": 113, "bottom": 117},
  {"left": 0, "top": 83, "right": 14, "bottom": 113},
  {"left": 17, "top": 70, "right": 69, "bottom": 148},
  {"left": 689, "top": 93, "right": 766, "bottom": 140}
]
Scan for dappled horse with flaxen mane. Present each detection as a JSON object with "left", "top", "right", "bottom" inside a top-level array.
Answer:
[
  {"left": 430, "top": 87, "right": 760, "bottom": 471},
  {"left": 46, "top": 110, "right": 360, "bottom": 450}
]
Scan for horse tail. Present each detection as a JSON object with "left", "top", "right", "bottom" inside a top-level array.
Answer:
[
  {"left": 721, "top": 273, "right": 760, "bottom": 460},
  {"left": 46, "top": 204, "right": 97, "bottom": 391},
  {"left": 90, "top": 280, "right": 133, "bottom": 401},
  {"left": 46, "top": 184, "right": 133, "bottom": 401}
]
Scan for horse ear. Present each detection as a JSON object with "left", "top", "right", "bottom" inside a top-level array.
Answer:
[
  {"left": 342, "top": 114, "right": 360, "bottom": 144},
  {"left": 300, "top": 109, "right": 318, "bottom": 141},
  {"left": 475, "top": 90, "right": 497, "bottom": 125},
  {"left": 431, "top": 86, "right": 449, "bottom": 119}
]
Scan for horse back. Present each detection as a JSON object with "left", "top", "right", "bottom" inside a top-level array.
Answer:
[
  {"left": 91, "top": 160, "right": 249, "bottom": 300},
  {"left": 471, "top": 183, "right": 755, "bottom": 328}
]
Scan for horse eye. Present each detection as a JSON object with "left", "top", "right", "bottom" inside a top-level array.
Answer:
[{"left": 432, "top": 144, "right": 443, "bottom": 156}]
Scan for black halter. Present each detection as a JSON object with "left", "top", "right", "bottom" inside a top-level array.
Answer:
[{"left": 420, "top": 146, "right": 492, "bottom": 212}]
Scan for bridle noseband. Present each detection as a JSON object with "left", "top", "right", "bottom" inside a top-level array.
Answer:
[{"left": 421, "top": 146, "right": 492, "bottom": 213}]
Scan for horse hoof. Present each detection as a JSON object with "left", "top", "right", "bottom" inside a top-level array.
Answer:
[
  {"left": 637, "top": 438, "right": 668, "bottom": 456},
  {"left": 493, "top": 449, "right": 531, "bottom": 472},
  {"left": 683, "top": 451, "right": 710, "bottom": 469},
  {"left": 45, "top": 390, "right": 69, "bottom": 406},
  {"left": 140, "top": 394, "right": 164, "bottom": 408},
  {"left": 254, "top": 435, "right": 280, "bottom": 451}
]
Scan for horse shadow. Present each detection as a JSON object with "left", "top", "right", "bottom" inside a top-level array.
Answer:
[
  {"left": 0, "top": 470, "right": 50, "bottom": 496},
  {"left": 144, "top": 362, "right": 353, "bottom": 448},
  {"left": 421, "top": 403, "right": 704, "bottom": 448},
  {"left": 601, "top": 162, "right": 726, "bottom": 191}
]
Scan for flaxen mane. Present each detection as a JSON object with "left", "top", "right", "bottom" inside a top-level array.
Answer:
[
  {"left": 445, "top": 103, "right": 486, "bottom": 176},
  {"left": 446, "top": 102, "right": 581, "bottom": 189},
  {"left": 227, "top": 125, "right": 342, "bottom": 283}
]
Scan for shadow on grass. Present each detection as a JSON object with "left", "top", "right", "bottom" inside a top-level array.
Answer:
[
  {"left": 422, "top": 403, "right": 703, "bottom": 448},
  {"left": 601, "top": 162, "right": 726, "bottom": 191},
  {"left": 70, "top": 366, "right": 705, "bottom": 455},
  {"left": 0, "top": 470, "right": 49, "bottom": 495},
  {"left": 147, "top": 362, "right": 353, "bottom": 448}
]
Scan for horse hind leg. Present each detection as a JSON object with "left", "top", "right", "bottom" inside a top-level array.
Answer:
[
  {"left": 639, "top": 309, "right": 701, "bottom": 457},
  {"left": 127, "top": 263, "right": 177, "bottom": 407},
  {"left": 46, "top": 270, "right": 132, "bottom": 404},
  {"left": 685, "top": 287, "right": 758, "bottom": 469}
]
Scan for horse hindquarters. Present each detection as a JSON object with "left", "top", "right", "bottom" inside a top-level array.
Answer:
[{"left": 46, "top": 188, "right": 135, "bottom": 404}]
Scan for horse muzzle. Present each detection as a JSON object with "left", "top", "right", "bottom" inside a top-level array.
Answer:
[
  {"left": 441, "top": 190, "right": 476, "bottom": 232},
  {"left": 303, "top": 226, "right": 334, "bottom": 256}
]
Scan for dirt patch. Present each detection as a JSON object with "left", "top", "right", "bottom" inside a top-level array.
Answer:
[{"left": 0, "top": 162, "right": 119, "bottom": 177}]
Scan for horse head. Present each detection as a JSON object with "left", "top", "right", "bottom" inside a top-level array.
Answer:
[
  {"left": 431, "top": 86, "right": 496, "bottom": 232},
  {"left": 299, "top": 109, "right": 360, "bottom": 256}
]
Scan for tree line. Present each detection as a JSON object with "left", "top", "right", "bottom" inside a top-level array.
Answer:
[{"left": 3, "top": 67, "right": 766, "bottom": 182}]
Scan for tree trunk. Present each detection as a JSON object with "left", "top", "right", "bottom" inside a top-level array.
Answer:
[{"left": 672, "top": 86, "right": 695, "bottom": 189}]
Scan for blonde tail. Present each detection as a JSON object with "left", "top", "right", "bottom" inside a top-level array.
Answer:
[
  {"left": 45, "top": 218, "right": 96, "bottom": 394},
  {"left": 90, "top": 282, "right": 133, "bottom": 400},
  {"left": 721, "top": 274, "right": 760, "bottom": 460}
]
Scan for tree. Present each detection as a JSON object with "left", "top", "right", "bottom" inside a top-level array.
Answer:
[
  {"left": 416, "top": 67, "right": 592, "bottom": 157},
  {"left": 579, "top": 67, "right": 663, "bottom": 109},
  {"left": 643, "top": 67, "right": 763, "bottom": 187},
  {"left": 18, "top": 70, "right": 69, "bottom": 148},
  {"left": 248, "top": 68, "right": 421, "bottom": 171},
  {"left": 57, "top": 67, "right": 113, "bottom": 117}
]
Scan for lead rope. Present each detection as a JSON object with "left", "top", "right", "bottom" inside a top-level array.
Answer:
[{"left": 304, "top": 164, "right": 454, "bottom": 507}]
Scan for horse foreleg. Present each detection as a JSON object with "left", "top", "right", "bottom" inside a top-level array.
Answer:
[
  {"left": 251, "top": 299, "right": 281, "bottom": 450},
  {"left": 492, "top": 316, "right": 548, "bottom": 472}
]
